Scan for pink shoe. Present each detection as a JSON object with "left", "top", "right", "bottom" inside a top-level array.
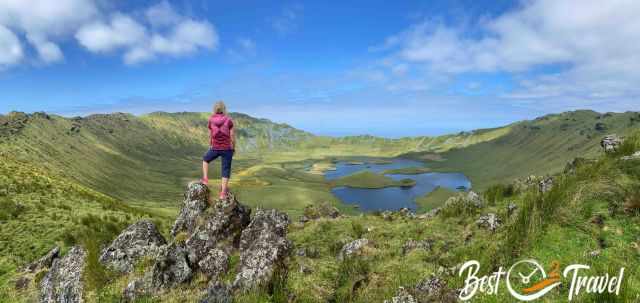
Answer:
[
  {"left": 218, "top": 191, "right": 227, "bottom": 200},
  {"left": 201, "top": 178, "right": 209, "bottom": 185}
]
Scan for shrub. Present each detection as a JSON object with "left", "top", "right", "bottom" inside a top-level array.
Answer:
[
  {"left": 333, "top": 258, "right": 370, "bottom": 302},
  {"left": 0, "top": 198, "right": 26, "bottom": 220},
  {"left": 351, "top": 221, "right": 365, "bottom": 238},
  {"left": 484, "top": 184, "right": 514, "bottom": 205},
  {"left": 174, "top": 232, "right": 189, "bottom": 244}
]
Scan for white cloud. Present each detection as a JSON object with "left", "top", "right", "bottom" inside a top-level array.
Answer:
[
  {"left": 0, "top": 0, "right": 218, "bottom": 67},
  {"left": 374, "top": 0, "right": 640, "bottom": 105},
  {"left": 76, "top": 4, "right": 218, "bottom": 65},
  {"left": 76, "top": 14, "right": 147, "bottom": 53},
  {"left": 0, "top": 25, "right": 23, "bottom": 67}
]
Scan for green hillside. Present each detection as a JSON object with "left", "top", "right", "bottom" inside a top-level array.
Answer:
[{"left": 410, "top": 110, "right": 640, "bottom": 190}]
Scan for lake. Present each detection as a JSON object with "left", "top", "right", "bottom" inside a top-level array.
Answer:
[{"left": 326, "top": 158, "right": 471, "bottom": 212}]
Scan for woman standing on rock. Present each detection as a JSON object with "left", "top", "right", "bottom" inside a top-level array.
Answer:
[{"left": 201, "top": 101, "right": 235, "bottom": 199}]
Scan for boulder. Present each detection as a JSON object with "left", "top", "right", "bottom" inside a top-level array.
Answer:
[
  {"left": 100, "top": 220, "right": 166, "bottom": 273},
  {"left": 40, "top": 246, "right": 86, "bottom": 303},
  {"left": 399, "top": 207, "right": 415, "bottom": 219},
  {"left": 476, "top": 213, "right": 501, "bottom": 232},
  {"left": 402, "top": 239, "right": 434, "bottom": 255},
  {"left": 338, "top": 238, "right": 369, "bottom": 260},
  {"left": 122, "top": 278, "right": 148, "bottom": 303},
  {"left": 149, "top": 243, "right": 193, "bottom": 290},
  {"left": 171, "top": 182, "right": 211, "bottom": 237},
  {"left": 25, "top": 246, "right": 59, "bottom": 273},
  {"left": 198, "top": 249, "right": 229, "bottom": 280},
  {"left": 233, "top": 209, "right": 292, "bottom": 290},
  {"left": 414, "top": 276, "right": 458, "bottom": 302},
  {"left": 184, "top": 194, "right": 251, "bottom": 265},
  {"left": 417, "top": 207, "right": 441, "bottom": 220},
  {"left": 601, "top": 135, "right": 623, "bottom": 154}
]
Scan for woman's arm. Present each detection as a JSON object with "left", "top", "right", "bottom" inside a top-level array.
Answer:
[{"left": 230, "top": 128, "right": 236, "bottom": 150}]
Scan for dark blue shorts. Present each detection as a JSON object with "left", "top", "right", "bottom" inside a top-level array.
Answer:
[{"left": 203, "top": 149, "right": 233, "bottom": 178}]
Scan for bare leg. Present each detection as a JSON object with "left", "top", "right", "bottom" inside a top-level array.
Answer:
[
  {"left": 221, "top": 177, "right": 229, "bottom": 197},
  {"left": 202, "top": 161, "right": 209, "bottom": 184}
]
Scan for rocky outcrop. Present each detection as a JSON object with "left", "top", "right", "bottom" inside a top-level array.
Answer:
[
  {"left": 40, "top": 246, "right": 86, "bottom": 303},
  {"left": 149, "top": 243, "right": 193, "bottom": 290},
  {"left": 233, "top": 209, "right": 292, "bottom": 290},
  {"left": 338, "top": 238, "right": 369, "bottom": 260},
  {"left": 441, "top": 191, "right": 484, "bottom": 215},
  {"left": 476, "top": 213, "right": 501, "bottom": 232},
  {"left": 417, "top": 207, "right": 441, "bottom": 220},
  {"left": 171, "top": 182, "right": 211, "bottom": 237},
  {"left": 601, "top": 135, "right": 623, "bottom": 153},
  {"left": 25, "top": 246, "right": 59, "bottom": 273},
  {"left": 185, "top": 194, "right": 250, "bottom": 265},
  {"left": 100, "top": 220, "right": 166, "bottom": 273}
]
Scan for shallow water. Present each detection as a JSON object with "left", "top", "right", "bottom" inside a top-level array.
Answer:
[{"left": 327, "top": 159, "right": 471, "bottom": 212}]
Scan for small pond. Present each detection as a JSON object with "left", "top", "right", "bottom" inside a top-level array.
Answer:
[{"left": 326, "top": 158, "right": 471, "bottom": 212}]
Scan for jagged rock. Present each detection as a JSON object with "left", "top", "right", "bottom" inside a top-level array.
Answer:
[
  {"left": 507, "top": 203, "right": 518, "bottom": 216},
  {"left": 384, "top": 287, "right": 417, "bottom": 303},
  {"left": 601, "top": 135, "right": 623, "bottom": 153},
  {"left": 25, "top": 246, "right": 59, "bottom": 273},
  {"left": 100, "top": 220, "right": 166, "bottom": 273},
  {"left": 200, "top": 281, "right": 232, "bottom": 303},
  {"left": 150, "top": 243, "right": 193, "bottom": 290},
  {"left": 171, "top": 182, "right": 211, "bottom": 237},
  {"left": 40, "top": 246, "right": 86, "bottom": 303},
  {"left": 402, "top": 239, "right": 433, "bottom": 255},
  {"left": 184, "top": 194, "right": 251, "bottom": 265},
  {"left": 382, "top": 211, "right": 394, "bottom": 221},
  {"left": 466, "top": 191, "right": 484, "bottom": 208},
  {"left": 476, "top": 213, "right": 501, "bottom": 232},
  {"left": 338, "top": 238, "right": 369, "bottom": 260},
  {"left": 621, "top": 151, "right": 640, "bottom": 161},
  {"left": 198, "top": 249, "right": 229, "bottom": 280},
  {"left": 233, "top": 209, "right": 292, "bottom": 290},
  {"left": 539, "top": 177, "right": 554, "bottom": 193}
]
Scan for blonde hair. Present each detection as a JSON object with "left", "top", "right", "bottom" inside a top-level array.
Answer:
[{"left": 213, "top": 101, "right": 227, "bottom": 115}]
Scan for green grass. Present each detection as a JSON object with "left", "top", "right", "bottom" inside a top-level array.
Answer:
[
  {"left": 330, "top": 171, "right": 415, "bottom": 189},
  {"left": 382, "top": 166, "right": 431, "bottom": 175},
  {"left": 415, "top": 186, "right": 457, "bottom": 212}
]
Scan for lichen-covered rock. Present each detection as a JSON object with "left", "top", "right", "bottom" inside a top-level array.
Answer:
[
  {"left": 100, "top": 220, "right": 166, "bottom": 273},
  {"left": 171, "top": 182, "right": 210, "bottom": 237},
  {"left": 122, "top": 278, "right": 148, "bottom": 303},
  {"left": 338, "top": 238, "right": 369, "bottom": 260},
  {"left": 622, "top": 151, "right": 640, "bottom": 161},
  {"left": 399, "top": 207, "right": 415, "bottom": 218},
  {"left": 402, "top": 239, "right": 434, "bottom": 255},
  {"left": 233, "top": 209, "right": 292, "bottom": 290},
  {"left": 25, "top": 246, "right": 59, "bottom": 273},
  {"left": 601, "top": 135, "right": 623, "bottom": 153},
  {"left": 40, "top": 246, "right": 86, "bottom": 303},
  {"left": 184, "top": 194, "right": 251, "bottom": 265},
  {"left": 476, "top": 213, "right": 502, "bottom": 232},
  {"left": 539, "top": 177, "right": 554, "bottom": 193},
  {"left": 150, "top": 243, "right": 193, "bottom": 290},
  {"left": 198, "top": 249, "right": 229, "bottom": 280},
  {"left": 200, "top": 281, "right": 232, "bottom": 303},
  {"left": 465, "top": 191, "right": 484, "bottom": 208},
  {"left": 384, "top": 287, "right": 417, "bottom": 303},
  {"left": 417, "top": 207, "right": 441, "bottom": 219}
]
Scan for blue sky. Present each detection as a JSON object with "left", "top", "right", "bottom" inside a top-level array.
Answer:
[{"left": 0, "top": 0, "right": 638, "bottom": 137}]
